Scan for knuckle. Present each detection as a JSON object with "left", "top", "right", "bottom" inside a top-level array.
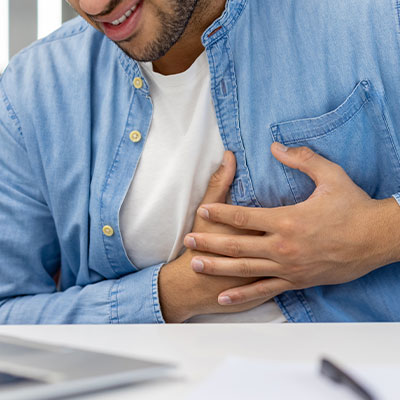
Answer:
[
  {"left": 233, "top": 209, "right": 248, "bottom": 228},
  {"left": 256, "top": 283, "right": 273, "bottom": 299},
  {"left": 212, "top": 206, "right": 222, "bottom": 221},
  {"left": 333, "top": 163, "right": 345, "bottom": 177},
  {"left": 274, "top": 239, "right": 299, "bottom": 261},
  {"left": 226, "top": 238, "right": 241, "bottom": 257},
  {"left": 238, "top": 259, "right": 253, "bottom": 277},
  {"left": 230, "top": 291, "right": 247, "bottom": 304},
  {"left": 205, "top": 259, "right": 217, "bottom": 274},
  {"left": 297, "top": 146, "right": 316, "bottom": 163},
  {"left": 208, "top": 169, "right": 225, "bottom": 189},
  {"left": 196, "top": 237, "right": 209, "bottom": 252},
  {"left": 278, "top": 217, "right": 297, "bottom": 235}
]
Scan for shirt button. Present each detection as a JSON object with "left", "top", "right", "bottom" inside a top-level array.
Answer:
[
  {"left": 129, "top": 130, "right": 142, "bottom": 143},
  {"left": 133, "top": 77, "right": 143, "bottom": 89},
  {"left": 102, "top": 225, "right": 114, "bottom": 237}
]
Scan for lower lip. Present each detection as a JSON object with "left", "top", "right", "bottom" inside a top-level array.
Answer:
[{"left": 102, "top": 1, "right": 143, "bottom": 42}]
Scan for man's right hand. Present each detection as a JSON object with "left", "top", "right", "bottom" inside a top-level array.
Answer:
[{"left": 158, "top": 151, "right": 266, "bottom": 323}]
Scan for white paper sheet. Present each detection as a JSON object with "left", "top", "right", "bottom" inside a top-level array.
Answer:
[{"left": 188, "top": 356, "right": 399, "bottom": 400}]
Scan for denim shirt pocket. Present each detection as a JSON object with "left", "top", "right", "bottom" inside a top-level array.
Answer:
[{"left": 270, "top": 80, "right": 400, "bottom": 203}]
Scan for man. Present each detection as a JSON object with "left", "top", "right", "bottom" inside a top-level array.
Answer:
[{"left": 0, "top": 0, "right": 399, "bottom": 324}]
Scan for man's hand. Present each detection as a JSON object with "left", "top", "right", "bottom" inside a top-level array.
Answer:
[
  {"left": 158, "top": 151, "right": 265, "bottom": 323},
  {"left": 184, "top": 143, "right": 400, "bottom": 306}
]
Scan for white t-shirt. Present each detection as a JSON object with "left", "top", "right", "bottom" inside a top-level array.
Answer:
[{"left": 119, "top": 52, "right": 286, "bottom": 323}]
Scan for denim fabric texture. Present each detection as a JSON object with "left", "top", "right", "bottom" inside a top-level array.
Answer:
[{"left": 1, "top": 0, "right": 400, "bottom": 323}]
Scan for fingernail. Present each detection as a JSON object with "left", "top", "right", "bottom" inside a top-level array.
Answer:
[
  {"left": 197, "top": 207, "right": 209, "bottom": 219},
  {"left": 218, "top": 295, "right": 232, "bottom": 305},
  {"left": 184, "top": 236, "right": 197, "bottom": 249},
  {"left": 192, "top": 259, "right": 204, "bottom": 272},
  {"left": 274, "top": 142, "right": 288, "bottom": 152}
]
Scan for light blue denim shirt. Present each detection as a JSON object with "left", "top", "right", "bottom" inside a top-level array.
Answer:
[{"left": 1, "top": 0, "right": 400, "bottom": 324}]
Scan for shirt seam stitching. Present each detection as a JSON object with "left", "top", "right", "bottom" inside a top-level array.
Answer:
[
  {"left": 109, "top": 279, "right": 120, "bottom": 323},
  {"left": 275, "top": 97, "right": 370, "bottom": 145},
  {"left": 295, "top": 290, "right": 316, "bottom": 322},
  {"left": 152, "top": 265, "right": 164, "bottom": 324},
  {"left": 14, "top": 21, "right": 89, "bottom": 58},
  {"left": 274, "top": 296, "right": 295, "bottom": 323},
  {"left": 0, "top": 81, "right": 24, "bottom": 143},
  {"left": 381, "top": 104, "right": 400, "bottom": 168}
]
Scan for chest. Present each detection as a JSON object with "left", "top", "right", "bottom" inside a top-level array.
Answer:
[{"left": 205, "top": 0, "right": 400, "bottom": 208}]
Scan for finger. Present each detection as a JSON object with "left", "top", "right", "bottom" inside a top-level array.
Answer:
[
  {"left": 184, "top": 233, "right": 273, "bottom": 259},
  {"left": 201, "top": 151, "right": 236, "bottom": 205},
  {"left": 218, "top": 278, "right": 294, "bottom": 305},
  {"left": 191, "top": 256, "right": 282, "bottom": 278},
  {"left": 197, "top": 203, "right": 286, "bottom": 232},
  {"left": 271, "top": 143, "right": 344, "bottom": 186}
]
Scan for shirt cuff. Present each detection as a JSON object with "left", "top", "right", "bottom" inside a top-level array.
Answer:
[
  {"left": 392, "top": 192, "right": 400, "bottom": 206},
  {"left": 111, "top": 263, "right": 165, "bottom": 324}
]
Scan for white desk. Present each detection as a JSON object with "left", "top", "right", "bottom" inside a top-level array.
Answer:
[{"left": 0, "top": 324, "right": 399, "bottom": 399}]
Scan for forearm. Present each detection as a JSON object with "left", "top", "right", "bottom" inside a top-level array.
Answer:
[{"left": 0, "top": 265, "right": 164, "bottom": 324}]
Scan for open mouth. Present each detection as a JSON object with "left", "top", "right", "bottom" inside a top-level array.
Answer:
[{"left": 101, "top": 0, "right": 144, "bottom": 42}]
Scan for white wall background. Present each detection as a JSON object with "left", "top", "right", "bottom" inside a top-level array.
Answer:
[
  {"left": 0, "top": 0, "right": 10, "bottom": 72},
  {"left": 0, "top": 0, "right": 77, "bottom": 73}
]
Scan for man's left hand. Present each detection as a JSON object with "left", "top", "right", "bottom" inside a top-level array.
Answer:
[{"left": 184, "top": 143, "right": 400, "bottom": 306}]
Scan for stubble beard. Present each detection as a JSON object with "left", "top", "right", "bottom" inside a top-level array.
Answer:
[{"left": 118, "top": 0, "right": 199, "bottom": 62}]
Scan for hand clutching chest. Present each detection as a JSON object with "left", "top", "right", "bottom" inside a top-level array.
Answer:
[{"left": 183, "top": 143, "right": 400, "bottom": 307}]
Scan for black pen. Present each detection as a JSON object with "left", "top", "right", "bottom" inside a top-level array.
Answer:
[{"left": 320, "top": 358, "right": 377, "bottom": 400}]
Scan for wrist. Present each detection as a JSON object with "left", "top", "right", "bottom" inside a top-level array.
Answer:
[
  {"left": 158, "top": 251, "right": 199, "bottom": 323},
  {"left": 367, "top": 197, "right": 400, "bottom": 268}
]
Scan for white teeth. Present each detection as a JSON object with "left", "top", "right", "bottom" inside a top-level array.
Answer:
[
  {"left": 118, "top": 14, "right": 127, "bottom": 24},
  {"left": 110, "top": 5, "right": 137, "bottom": 26}
]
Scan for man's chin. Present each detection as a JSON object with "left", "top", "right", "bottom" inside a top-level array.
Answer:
[{"left": 117, "top": 40, "right": 173, "bottom": 63}]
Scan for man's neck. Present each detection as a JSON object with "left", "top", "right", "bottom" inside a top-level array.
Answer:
[{"left": 152, "top": 0, "right": 226, "bottom": 75}]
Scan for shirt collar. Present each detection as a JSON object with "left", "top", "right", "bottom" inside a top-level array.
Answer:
[
  {"left": 113, "top": 0, "right": 248, "bottom": 94},
  {"left": 201, "top": 0, "right": 248, "bottom": 47}
]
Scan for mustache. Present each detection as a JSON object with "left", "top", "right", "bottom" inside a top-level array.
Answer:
[{"left": 86, "top": 0, "right": 124, "bottom": 18}]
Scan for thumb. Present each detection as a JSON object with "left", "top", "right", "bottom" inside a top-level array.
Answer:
[
  {"left": 271, "top": 142, "right": 342, "bottom": 186},
  {"left": 201, "top": 151, "right": 236, "bottom": 204}
]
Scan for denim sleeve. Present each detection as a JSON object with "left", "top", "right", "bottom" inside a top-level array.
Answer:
[
  {"left": 393, "top": 193, "right": 400, "bottom": 206},
  {"left": 0, "top": 264, "right": 165, "bottom": 324},
  {"left": 0, "top": 81, "right": 165, "bottom": 325}
]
